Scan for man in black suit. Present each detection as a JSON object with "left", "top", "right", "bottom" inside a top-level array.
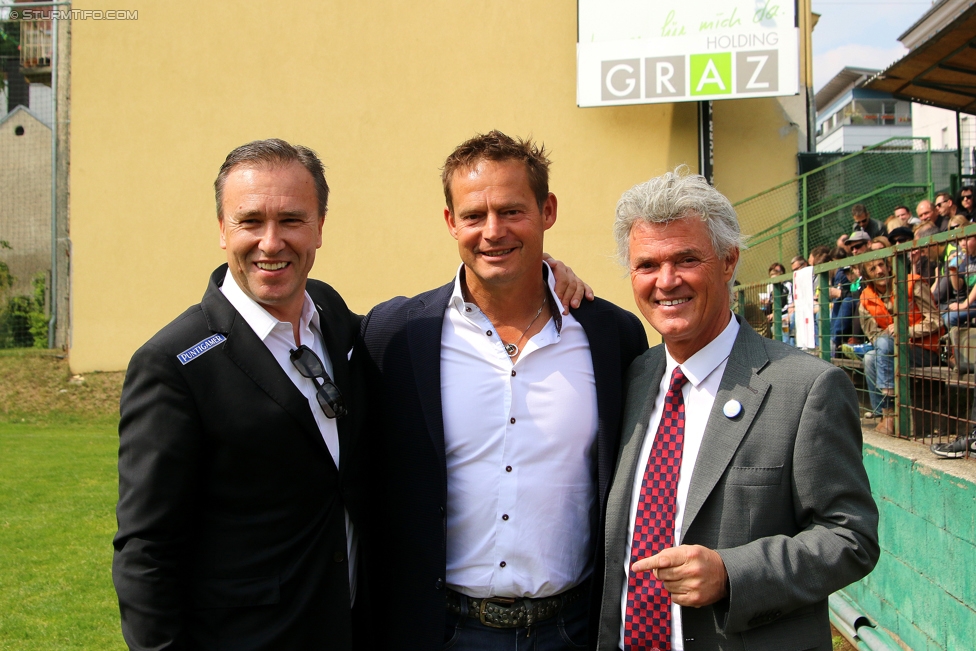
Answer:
[
  {"left": 360, "top": 131, "right": 648, "bottom": 650},
  {"left": 113, "top": 139, "right": 367, "bottom": 650}
]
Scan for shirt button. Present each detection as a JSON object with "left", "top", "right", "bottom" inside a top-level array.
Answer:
[
  {"left": 502, "top": 514, "right": 509, "bottom": 521},
  {"left": 511, "top": 370, "right": 516, "bottom": 377},
  {"left": 465, "top": 307, "right": 471, "bottom": 312},
  {"left": 499, "top": 561, "right": 507, "bottom": 568},
  {"left": 435, "top": 578, "right": 444, "bottom": 589},
  {"left": 487, "top": 330, "right": 492, "bottom": 336},
  {"left": 333, "top": 551, "right": 345, "bottom": 563},
  {"left": 510, "top": 417, "right": 516, "bottom": 424},
  {"left": 506, "top": 465, "right": 512, "bottom": 472}
]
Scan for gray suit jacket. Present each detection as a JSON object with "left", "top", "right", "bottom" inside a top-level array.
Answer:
[{"left": 597, "top": 319, "right": 879, "bottom": 651}]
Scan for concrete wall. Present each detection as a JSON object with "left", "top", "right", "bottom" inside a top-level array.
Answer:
[
  {"left": 0, "top": 106, "right": 51, "bottom": 298},
  {"left": 68, "top": 0, "right": 806, "bottom": 372},
  {"left": 912, "top": 103, "right": 960, "bottom": 151},
  {"left": 842, "top": 431, "right": 976, "bottom": 651},
  {"left": 817, "top": 125, "right": 912, "bottom": 153}
]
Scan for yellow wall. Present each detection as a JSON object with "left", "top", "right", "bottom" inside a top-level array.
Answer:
[{"left": 69, "top": 1, "right": 802, "bottom": 372}]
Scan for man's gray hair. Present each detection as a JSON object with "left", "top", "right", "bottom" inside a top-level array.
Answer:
[{"left": 613, "top": 166, "right": 747, "bottom": 292}]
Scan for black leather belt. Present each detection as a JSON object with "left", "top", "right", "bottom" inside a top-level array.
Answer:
[{"left": 445, "top": 581, "right": 587, "bottom": 629}]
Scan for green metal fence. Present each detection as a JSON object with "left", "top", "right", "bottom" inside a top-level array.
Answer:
[
  {"left": 734, "top": 137, "right": 962, "bottom": 284},
  {"left": 737, "top": 225, "right": 976, "bottom": 452}
]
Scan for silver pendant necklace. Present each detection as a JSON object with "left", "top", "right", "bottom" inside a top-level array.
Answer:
[{"left": 503, "top": 299, "right": 547, "bottom": 358}]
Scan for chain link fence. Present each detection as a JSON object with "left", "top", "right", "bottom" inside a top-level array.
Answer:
[
  {"left": 0, "top": 2, "right": 68, "bottom": 349},
  {"left": 737, "top": 225, "right": 976, "bottom": 456},
  {"left": 734, "top": 137, "right": 961, "bottom": 285}
]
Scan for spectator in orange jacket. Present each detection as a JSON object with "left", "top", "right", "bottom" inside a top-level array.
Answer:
[{"left": 858, "top": 256, "right": 942, "bottom": 434}]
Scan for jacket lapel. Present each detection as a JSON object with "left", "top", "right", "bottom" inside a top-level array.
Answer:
[
  {"left": 311, "top": 294, "right": 355, "bottom": 454},
  {"left": 680, "top": 320, "right": 770, "bottom": 538},
  {"left": 572, "top": 300, "right": 620, "bottom": 508},
  {"left": 201, "top": 265, "right": 338, "bottom": 467},
  {"left": 406, "top": 282, "right": 454, "bottom": 473}
]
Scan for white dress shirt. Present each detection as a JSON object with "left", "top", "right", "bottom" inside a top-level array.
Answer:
[
  {"left": 220, "top": 270, "right": 357, "bottom": 604},
  {"left": 441, "top": 263, "right": 598, "bottom": 599},
  {"left": 618, "top": 314, "right": 739, "bottom": 651}
]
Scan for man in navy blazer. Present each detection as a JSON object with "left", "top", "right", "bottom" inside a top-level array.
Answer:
[{"left": 360, "top": 131, "right": 648, "bottom": 650}]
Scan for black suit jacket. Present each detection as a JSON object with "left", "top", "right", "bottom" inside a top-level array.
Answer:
[
  {"left": 113, "top": 264, "right": 366, "bottom": 651},
  {"left": 358, "top": 279, "right": 648, "bottom": 650}
]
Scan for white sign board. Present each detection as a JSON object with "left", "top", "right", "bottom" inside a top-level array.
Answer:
[
  {"left": 577, "top": 0, "right": 799, "bottom": 107},
  {"left": 793, "top": 266, "right": 816, "bottom": 350}
]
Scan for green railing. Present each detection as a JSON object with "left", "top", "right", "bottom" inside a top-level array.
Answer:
[{"left": 734, "top": 137, "right": 948, "bottom": 283}]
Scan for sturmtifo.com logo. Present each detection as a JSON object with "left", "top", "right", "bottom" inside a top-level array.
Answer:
[{"left": 9, "top": 9, "right": 138, "bottom": 20}]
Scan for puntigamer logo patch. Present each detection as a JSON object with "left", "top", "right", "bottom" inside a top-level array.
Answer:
[{"left": 176, "top": 334, "right": 226, "bottom": 365}]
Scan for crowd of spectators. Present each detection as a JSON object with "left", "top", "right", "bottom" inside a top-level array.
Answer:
[{"left": 764, "top": 190, "right": 976, "bottom": 455}]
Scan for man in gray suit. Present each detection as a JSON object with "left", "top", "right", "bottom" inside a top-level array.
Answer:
[{"left": 597, "top": 169, "right": 879, "bottom": 651}]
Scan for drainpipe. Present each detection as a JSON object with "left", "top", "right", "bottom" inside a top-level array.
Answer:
[
  {"left": 47, "top": 9, "right": 59, "bottom": 348},
  {"left": 828, "top": 593, "right": 902, "bottom": 651}
]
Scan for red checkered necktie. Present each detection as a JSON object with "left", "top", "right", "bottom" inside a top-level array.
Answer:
[{"left": 624, "top": 366, "right": 688, "bottom": 651}]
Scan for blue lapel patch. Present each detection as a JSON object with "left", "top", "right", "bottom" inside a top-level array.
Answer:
[{"left": 176, "top": 334, "right": 227, "bottom": 365}]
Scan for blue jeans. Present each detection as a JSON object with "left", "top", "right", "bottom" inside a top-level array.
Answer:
[
  {"left": 831, "top": 296, "right": 857, "bottom": 352},
  {"left": 863, "top": 334, "right": 939, "bottom": 411},
  {"left": 942, "top": 305, "right": 976, "bottom": 328},
  {"left": 443, "top": 585, "right": 589, "bottom": 651}
]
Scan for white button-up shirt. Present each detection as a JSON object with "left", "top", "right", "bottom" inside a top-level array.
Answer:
[
  {"left": 441, "top": 263, "right": 598, "bottom": 599},
  {"left": 220, "top": 269, "right": 357, "bottom": 604},
  {"left": 618, "top": 314, "right": 739, "bottom": 651}
]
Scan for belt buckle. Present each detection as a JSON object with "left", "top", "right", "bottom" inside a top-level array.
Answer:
[{"left": 479, "top": 596, "right": 517, "bottom": 628}]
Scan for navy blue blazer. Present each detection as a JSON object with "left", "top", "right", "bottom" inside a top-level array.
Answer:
[{"left": 358, "top": 278, "right": 648, "bottom": 650}]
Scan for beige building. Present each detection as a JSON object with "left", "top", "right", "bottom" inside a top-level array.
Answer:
[
  {"left": 69, "top": 0, "right": 816, "bottom": 372},
  {"left": 0, "top": 105, "right": 51, "bottom": 298}
]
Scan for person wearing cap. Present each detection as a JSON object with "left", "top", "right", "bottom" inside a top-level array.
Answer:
[
  {"left": 847, "top": 230, "right": 871, "bottom": 255},
  {"left": 887, "top": 226, "right": 914, "bottom": 246}
]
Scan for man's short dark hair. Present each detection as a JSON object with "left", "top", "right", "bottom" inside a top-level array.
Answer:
[
  {"left": 768, "top": 262, "right": 785, "bottom": 275},
  {"left": 214, "top": 138, "right": 330, "bottom": 219},
  {"left": 894, "top": 205, "right": 910, "bottom": 214},
  {"left": 809, "top": 245, "right": 832, "bottom": 265},
  {"left": 936, "top": 191, "right": 953, "bottom": 205},
  {"left": 442, "top": 130, "right": 551, "bottom": 214},
  {"left": 852, "top": 204, "right": 868, "bottom": 217}
]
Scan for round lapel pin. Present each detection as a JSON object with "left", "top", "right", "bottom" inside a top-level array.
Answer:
[{"left": 723, "top": 399, "right": 742, "bottom": 418}]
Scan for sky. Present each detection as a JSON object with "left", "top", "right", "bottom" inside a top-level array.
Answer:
[{"left": 811, "top": 0, "right": 936, "bottom": 92}]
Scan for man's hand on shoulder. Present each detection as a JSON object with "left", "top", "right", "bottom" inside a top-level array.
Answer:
[
  {"left": 543, "top": 253, "right": 594, "bottom": 312},
  {"left": 632, "top": 544, "right": 729, "bottom": 608}
]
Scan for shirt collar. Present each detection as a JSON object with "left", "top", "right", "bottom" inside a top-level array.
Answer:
[
  {"left": 664, "top": 313, "right": 740, "bottom": 388},
  {"left": 448, "top": 262, "right": 564, "bottom": 333},
  {"left": 220, "top": 268, "right": 319, "bottom": 341}
]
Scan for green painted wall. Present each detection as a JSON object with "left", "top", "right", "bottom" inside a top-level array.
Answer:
[{"left": 841, "top": 443, "right": 976, "bottom": 650}]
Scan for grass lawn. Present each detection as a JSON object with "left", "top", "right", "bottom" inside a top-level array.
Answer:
[
  {"left": 1, "top": 350, "right": 125, "bottom": 649},
  {"left": 0, "top": 420, "right": 124, "bottom": 650}
]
